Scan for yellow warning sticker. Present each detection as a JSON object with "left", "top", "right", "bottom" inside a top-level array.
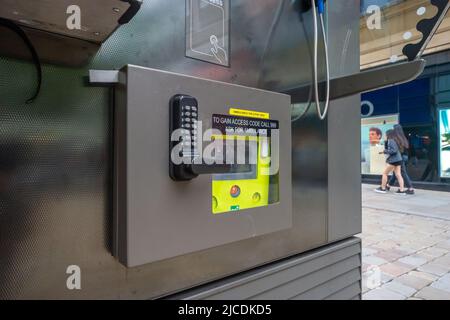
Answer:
[{"left": 229, "top": 108, "right": 270, "bottom": 119}]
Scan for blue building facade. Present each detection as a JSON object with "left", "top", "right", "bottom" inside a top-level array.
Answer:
[{"left": 361, "top": 57, "right": 450, "bottom": 185}]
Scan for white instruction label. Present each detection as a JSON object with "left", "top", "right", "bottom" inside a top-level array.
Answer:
[{"left": 186, "top": 0, "right": 230, "bottom": 66}]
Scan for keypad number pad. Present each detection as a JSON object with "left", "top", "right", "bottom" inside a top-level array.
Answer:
[{"left": 170, "top": 95, "right": 200, "bottom": 163}]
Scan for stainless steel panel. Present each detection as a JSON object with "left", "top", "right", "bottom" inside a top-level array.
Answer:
[
  {"left": 0, "top": 0, "right": 360, "bottom": 299},
  {"left": 0, "top": 0, "right": 131, "bottom": 43},
  {"left": 90, "top": 0, "right": 320, "bottom": 90},
  {"left": 286, "top": 60, "right": 427, "bottom": 101},
  {"left": 328, "top": 95, "right": 362, "bottom": 242},
  {"left": 327, "top": 1, "right": 362, "bottom": 242},
  {"left": 0, "top": 27, "right": 100, "bottom": 67},
  {"left": 115, "top": 66, "right": 292, "bottom": 267}
]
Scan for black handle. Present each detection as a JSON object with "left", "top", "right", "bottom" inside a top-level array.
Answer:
[
  {"left": 171, "top": 161, "right": 252, "bottom": 181},
  {"left": 119, "top": 0, "right": 143, "bottom": 25},
  {"left": 168, "top": 94, "right": 253, "bottom": 181},
  {"left": 191, "top": 163, "right": 251, "bottom": 175}
]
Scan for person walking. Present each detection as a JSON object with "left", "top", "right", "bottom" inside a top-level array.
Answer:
[
  {"left": 386, "top": 125, "right": 415, "bottom": 195},
  {"left": 375, "top": 129, "right": 407, "bottom": 195}
]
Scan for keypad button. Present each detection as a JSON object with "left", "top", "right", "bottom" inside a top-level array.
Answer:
[{"left": 192, "top": 112, "right": 197, "bottom": 117}]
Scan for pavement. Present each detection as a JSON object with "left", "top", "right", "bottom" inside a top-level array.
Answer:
[{"left": 360, "top": 184, "right": 450, "bottom": 300}]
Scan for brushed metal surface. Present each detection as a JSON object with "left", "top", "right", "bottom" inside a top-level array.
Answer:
[
  {"left": 115, "top": 65, "right": 292, "bottom": 267},
  {"left": 286, "top": 60, "right": 427, "bottom": 101},
  {"left": 0, "top": 27, "right": 100, "bottom": 67},
  {"left": 0, "top": 0, "right": 131, "bottom": 43},
  {"left": 326, "top": 0, "right": 362, "bottom": 243},
  {"left": 0, "top": 0, "right": 359, "bottom": 299}
]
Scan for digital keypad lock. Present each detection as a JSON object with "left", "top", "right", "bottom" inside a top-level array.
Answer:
[
  {"left": 169, "top": 94, "right": 200, "bottom": 181},
  {"left": 169, "top": 94, "right": 250, "bottom": 181}
]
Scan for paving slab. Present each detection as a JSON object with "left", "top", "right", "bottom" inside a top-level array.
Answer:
[
  {"left": 398, "top": 255, "right": 428, "bottom": 267},
  {"left": 364, "top": 255, "right": 388, "bottom": 266},
  {"left": 375, "top": 250, "right": 404, "bottom": 262},
  {"left": 415, "top": 286, "right": 450, "bottom": 300},
  {"left": 408, "top": 271, "right": 439, "bottom": 282},
  {"left": 434, "top": 240, "right": 450, "bottom": 250},
  {"left": 361, "top": 184, "right": 450, "bottom": 300},
  {"left": 430, "top": 273, "right": 450, "bottom": 293},
  {"left": 417, "top": 247, "right": 448, "bottom": 259},
  {"left": 362, "top": 184, "right": 450, "bottom": 221},
  {"left": 418, "top": 263, "right": 450, "bottom": 277},
  {"left": 363, "top": 288, "right": 406, "bottom": 300},
  {"left": 380, "top": 262, "right": 414, "bottom": 277},
  {"left": 396, "top": 273, "right": 435, "bottom": 290},
  {"left": 362, "top": 247, "right": 378, "bottom": 256},
  {"left": 382, "top": 281, "right": 417, "bottom": 297}
]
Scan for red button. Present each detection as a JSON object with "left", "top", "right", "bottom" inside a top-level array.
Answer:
[{"left": 230, "top": 185, "right": 241, "bottom": 198}]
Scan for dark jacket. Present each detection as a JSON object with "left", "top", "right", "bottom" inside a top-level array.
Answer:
[{"left": 384, "top": 139, "right": 402, "bottom": 164}]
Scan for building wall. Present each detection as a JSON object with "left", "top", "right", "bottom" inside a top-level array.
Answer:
[
  {"left": 361, "top": 52, "right": 450, "bottom": 185},
  {"left": 360, "top": 0, "right": 450, "bottom": 69}
]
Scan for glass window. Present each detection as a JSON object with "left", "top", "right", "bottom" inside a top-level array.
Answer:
[
  {"left": 360, "top": 0, "right": 450, "bottom": 70},
  {"left": 360, "top": 1, "right": 450, "bottom": 185},
  {"left": 440, "top": 108, "right": 450, "bottom": 178},
  {"left": 361, "top": 115, "right": 399, "bottom": 175},
  {"left": 361, "top": 60, "right": 450, "bottom": 184}
]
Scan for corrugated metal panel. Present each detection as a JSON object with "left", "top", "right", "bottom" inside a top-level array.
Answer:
[
  {"left": 324, "top": 282, "right": 362, "bottom": 300},
  {"left": 289, "top": 267, "right": 361, "bottom": 300},
  {"left": 167, "top": 237, "right": 361, "bottom": 300},
  {"left": 351, "top": 293, "right": 362, "bottom": 300}
]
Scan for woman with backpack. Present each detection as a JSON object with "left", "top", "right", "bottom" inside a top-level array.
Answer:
[
  {"left": 386, "top": 124, "right": 415, "bottom": 195},
  {"left": 375, "top": 129, "right": 407, "bottom": 195}
]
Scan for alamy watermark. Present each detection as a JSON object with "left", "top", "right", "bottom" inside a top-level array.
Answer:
[
  {"left": 365, "top": 265, "right": 382, "bottom": 290},
  {"left": 66, "top": 5, "right": 81, "bottom": 30},
  {"left": 366, "top": 5, "right": 382, "bottom": 30},
  {"left": 170, "top": 121, "right": 280, "bottom": 176},
  {"left": 66, "top": 265, "right": 81, "bottom": 290}
]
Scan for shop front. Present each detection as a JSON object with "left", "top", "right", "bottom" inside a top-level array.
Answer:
[
  {"left": 361, "top": 54, "right": 450, "bottom": 189},
  {"left": 359, "top": 0, "right": 450, "bottom": 190}
]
